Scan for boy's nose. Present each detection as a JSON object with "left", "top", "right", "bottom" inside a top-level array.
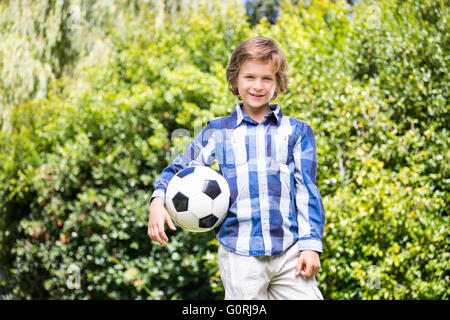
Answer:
[{"left": 253, "top": 79, "right": 263, "bottom": 90}]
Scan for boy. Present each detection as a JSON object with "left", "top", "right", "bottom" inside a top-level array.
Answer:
[{"left": 148, "top": 37, "right": 325, "bottom": 300}]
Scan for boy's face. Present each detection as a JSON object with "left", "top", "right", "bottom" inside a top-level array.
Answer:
[{"left": 236, "top": 59, "right": 277, "bottom": 113}]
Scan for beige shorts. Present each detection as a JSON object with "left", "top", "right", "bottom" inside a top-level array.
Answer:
[{"left": 218, "top": 243, "right": 324, "bottom": 300}]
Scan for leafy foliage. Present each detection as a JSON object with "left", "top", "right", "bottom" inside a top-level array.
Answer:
[{"left": 0, "top": 0, "right": 448, "bottom": 299}]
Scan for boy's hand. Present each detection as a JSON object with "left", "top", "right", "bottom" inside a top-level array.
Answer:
[
  {"left": 148, "top": 197, "right": 176, "bottom": 246},
  {"left": 295, "top": 250, "right": 321, "bottom": 277}
]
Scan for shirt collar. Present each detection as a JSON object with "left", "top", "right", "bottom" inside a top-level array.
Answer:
[{"left": 231, "top": 102, "right": 282, "bottom": 128}]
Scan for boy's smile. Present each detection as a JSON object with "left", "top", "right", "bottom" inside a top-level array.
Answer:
[{"left": 236, "top": 60, "right": 277, "bottom": 120}]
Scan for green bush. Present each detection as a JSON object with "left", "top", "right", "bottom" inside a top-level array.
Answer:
[{"left": 0, "top": 0, "right": 448, "bottom": 299}]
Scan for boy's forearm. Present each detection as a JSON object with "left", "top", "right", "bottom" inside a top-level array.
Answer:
[{"left": 150, "top": 195, "right": 165, "bottom": 208}]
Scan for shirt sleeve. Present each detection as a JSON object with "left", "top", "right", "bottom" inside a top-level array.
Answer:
[
  {"left": 149, "top": 120, "right": 216, "bottom": 204},
  {"left": 293, "top": 123, "right": 326, "bottom": 254}
]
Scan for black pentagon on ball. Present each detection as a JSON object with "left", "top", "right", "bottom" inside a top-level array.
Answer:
[
  {"left": 199, "top": 214, "right": 219, "bottom": 228},
  {"left": 202, "top": 180, "right": 221, "bottom": 200},
  {"left": 172, "top": 191, "right": 189, "bottom": 212},
  {"left": 177, "top": 166, "right": 196, "bottom": 178}
]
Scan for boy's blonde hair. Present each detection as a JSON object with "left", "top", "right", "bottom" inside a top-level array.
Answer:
[{"left": 226, "top": 36, "right": 288, "bottom": 101}]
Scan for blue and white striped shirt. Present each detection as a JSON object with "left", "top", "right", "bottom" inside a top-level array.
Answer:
[{"left": 151, "top": 103, "right": 325, "bottom": 256}]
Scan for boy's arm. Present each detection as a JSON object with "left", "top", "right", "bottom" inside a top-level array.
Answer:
[
  {"left": 293, "top": 123, "right": 326, "bottom": 254},
  {"left": 148, "top": 120, "right": 216, "bottom": 245},
  {"left": 149, "top": 120, "right": 216, "bottom": 204}
]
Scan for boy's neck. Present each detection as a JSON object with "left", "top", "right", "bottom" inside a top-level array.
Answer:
[{"left": 241, "top": 103, "right": 271, "bottom": 123}]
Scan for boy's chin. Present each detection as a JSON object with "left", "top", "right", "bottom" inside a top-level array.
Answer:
[{"left": 243, "top": 100, "right": 270, "bottom": 109}]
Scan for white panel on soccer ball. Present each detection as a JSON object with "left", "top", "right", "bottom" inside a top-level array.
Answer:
[
  {"left": 188, "top": 193, "right": 213, "bottom": 219},
  {"left": 178, "top": 172, "right": 205, "bottom": 198},
  {"left": 212, "top": 192, "right": 230, "bottom": 223},
  {"left": 175, "top": 211, "right": 199, "bottom": 231},
  {"left": 200, "top": 166, "right": 220, "bottom": 181}
]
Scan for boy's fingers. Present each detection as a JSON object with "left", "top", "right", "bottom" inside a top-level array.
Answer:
[
  {"left": 150, "top": 226, "right": 156, "bottom": 239},
  {"left": 154, "top": 226, "right": 167, "bottom": 245},
  {"left": 157, "top": 220, "right": 169, "bottom": 242},
  {"left": 160, "top": 230, "right": 169, "bottom": 242},
  {"left": 155, "top": 233, "right": 165, "bottom": 246},
  {"left": 295, "top": 256, "right": 305, "bottom": 276},
  {"left": 166, "top": 215, "right": 177, "bottom": 231},
  {"left": 149, "top": 225, "right": 165, "bottom": 246},
  {"left": 301, "top": 263, "right": 313, "bottom": 277},
  {"left": 296, "top": 254, "right": 311, "bottom": 277},
  {"left": 148, "top": 212, "right": 177, "bottom": 246}
]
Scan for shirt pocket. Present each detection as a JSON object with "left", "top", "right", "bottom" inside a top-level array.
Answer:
[
  {"left": 229, "top": 132, "right": 248, "bottom": 166},
  {"left": 272, "top": 133, "right": 291, "bottom": 164}
]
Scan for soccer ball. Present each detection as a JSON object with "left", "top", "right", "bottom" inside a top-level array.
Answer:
[{"left": 165, "top": 166, "right": 230, "bottom": 232}]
